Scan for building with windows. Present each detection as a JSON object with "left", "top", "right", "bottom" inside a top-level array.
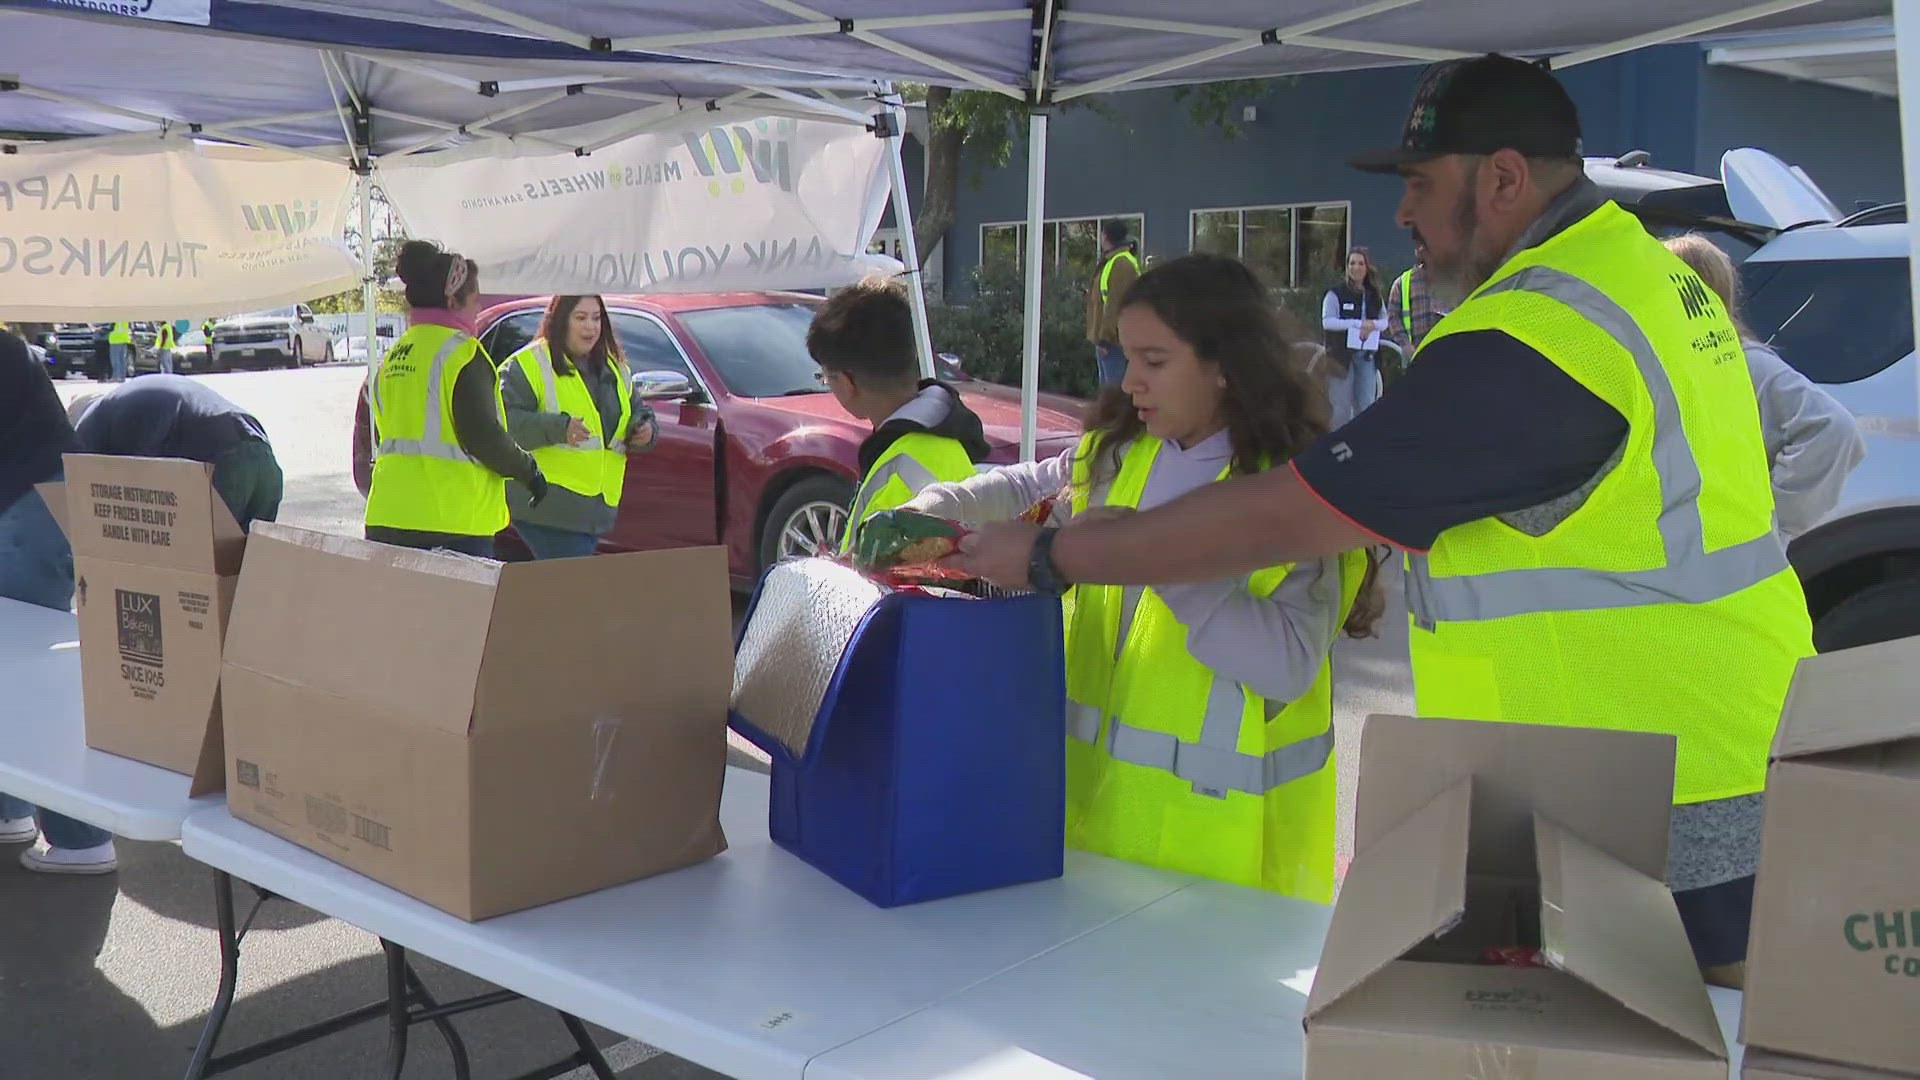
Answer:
[{"left": 902, "top": 34, "right": 1901, "bottom": 301}]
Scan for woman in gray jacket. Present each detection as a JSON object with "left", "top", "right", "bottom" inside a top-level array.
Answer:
[
  {"left": 1665, "top": 234, "right": 1866, "bottom": 542},
  {"left": 499, "top": 295, "right": 657, "bottom": 559}
]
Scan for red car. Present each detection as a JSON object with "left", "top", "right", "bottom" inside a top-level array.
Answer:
[{"left": 353, "top": 292, "right": 1086, "bottom": 585}]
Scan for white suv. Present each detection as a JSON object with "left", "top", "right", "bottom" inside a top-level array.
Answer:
[{"left": 1591, "top": 149, "right": 1919, "bottom": 651}]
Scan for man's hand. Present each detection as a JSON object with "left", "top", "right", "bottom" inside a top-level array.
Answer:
[{"left": 946, "top": 520, "right": 1043, "bottom": 589}]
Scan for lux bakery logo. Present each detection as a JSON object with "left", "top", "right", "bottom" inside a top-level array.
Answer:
[{"left": 680, "top": 118, "right": 796, "bottom": 198}]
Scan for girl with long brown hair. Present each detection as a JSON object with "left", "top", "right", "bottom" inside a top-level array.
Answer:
[
  {"left": 498, "top": 295, "right": 657, "bottom": 559},
  {"left": 903, "top": 253, "right": 1382, "bottom": 902}
]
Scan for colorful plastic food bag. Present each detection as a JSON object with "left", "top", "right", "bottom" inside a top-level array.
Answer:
[{"left": 851, "top": 509, "right": 972, "bottom": 582}]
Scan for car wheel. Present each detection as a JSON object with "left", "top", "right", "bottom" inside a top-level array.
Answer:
[
  {"left": 1812, "top": 575, "right": 1920, "bottom": 652},
  {"left": 759, "top": 475, "right": 855, "bottom": 571}
]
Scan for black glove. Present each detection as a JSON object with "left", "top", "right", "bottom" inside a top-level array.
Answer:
[{"left": 525, "top": 464, "right": 551, "bottom": 507}]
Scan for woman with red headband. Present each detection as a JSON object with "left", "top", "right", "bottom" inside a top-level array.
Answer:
[{"left": 364, "top": 239, "right": 547, "bottom": 557}]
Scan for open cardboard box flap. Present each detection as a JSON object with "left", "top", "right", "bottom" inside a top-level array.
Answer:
[
  {"left": 221, "top": 524, "right": 501, "bottom": 737},
  {"left": 1535, "top": 815, "right": 1728, "bottom": 1059},
  {"left": 47, "top": 454, "right": 246, "bottom": 574},
  {"left": 1353, "top": 715, "right": 1675, "bottom": 880},
  {"left": 1306, "top": 776, "right": 1470, "bottom": 1017},
  {"left": 1771, "top": 635, "right": 1920, "bottom": 761}
]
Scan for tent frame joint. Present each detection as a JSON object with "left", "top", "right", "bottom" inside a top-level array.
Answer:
[
  {"left": 869, "top": 111, "right": 898, "bottom": 139},
  {"left": 478, "top": 81, "right": 499, "bottom": 98},
  {"left": 0, "top": 80, "right": 18, "bottom": 93},
  {"left": 1261, "top": 28, "right": 1281, "bottom": 46},
  {"left": 589, "top": 36, "right": 613, "bottom": 52},
  {"left": 838, "top": 18, "right": 856, "bottom": 34}
]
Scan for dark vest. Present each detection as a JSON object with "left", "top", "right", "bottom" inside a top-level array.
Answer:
[{"left": 1324, "top": 280, "right": 1385, "bottom": 365}]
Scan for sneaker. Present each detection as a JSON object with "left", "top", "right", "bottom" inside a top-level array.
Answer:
[
  {"left": 20, "top": 840, "right": 117, "bottom": 875},
  {"left": 0, "top": 816, "right": 37, "bottom": 844}
]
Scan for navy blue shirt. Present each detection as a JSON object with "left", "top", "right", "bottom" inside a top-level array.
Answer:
[
  {"left": 0, "top": 331, "right": 76, "bottom": 510},
  {"left": 74, "top": 374, "right": 269, "bottom": 464},
  {"left": 1293, "top": 329, "right": 1629, "bottom": 552}
]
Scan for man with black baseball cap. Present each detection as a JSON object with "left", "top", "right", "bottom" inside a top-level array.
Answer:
[{"left": 949, "top": 54, "right": 1812, "bottom": 987}]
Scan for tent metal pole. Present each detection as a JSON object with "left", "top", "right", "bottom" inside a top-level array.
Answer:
[
  {"left": 1054, "top": 0, "right": 1420, "bottom": 101},
  {"left": 359, "top": 169, "right": 376, "bottom": 374},
  {"left": 749, "top": 85, "right": 874, "bottom": 124},
  {"left": 1897, "top": 0, "right": 1920, "bottom": 424},
  {"left": 755, "top": 0, "right": 1022, "bottom": 96},
  {"left": 611, "top": 10, "right": 1024, "bottom": 52},
  {"left": 1551, "top": 0, "right": 1824, "bottom": 68},
  {"left": 1019, "top": 109, "right": 1048, "bottom": 464},
  {"left": 879, "top": 94, "right": 936, "bottom": 379},
  {"left": 426, "top": 0, "right": 596, "bottom": 50}
]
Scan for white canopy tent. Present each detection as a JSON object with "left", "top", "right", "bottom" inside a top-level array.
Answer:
[
  {"left": 0, "top": 6, "right": 935, "bottom": 368},
  {"left": 4, "top": 0, "right": 1908, "bottom": 456},
  {"left": 162, "top": 0, "right": 1901, "bottom": 457}
]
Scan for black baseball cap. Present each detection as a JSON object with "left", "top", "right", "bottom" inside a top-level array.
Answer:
[{"left": 1349, "top": 54, "right": 1582, "bottom": 174}]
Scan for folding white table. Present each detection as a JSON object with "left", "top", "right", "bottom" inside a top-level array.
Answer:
[
  {"left": 808, "top": 879, "right": 1755, "bottom": 1079},
  {"left": 0, "top": 596, "right": 218, "bottom": 840},
  {"left": 181, "top": 773, "right": 1195, "bottom": 1080}
]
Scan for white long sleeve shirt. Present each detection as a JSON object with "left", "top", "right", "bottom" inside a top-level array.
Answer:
[
  {"left": 907, "top": 431, "right": 1344, "bottom": 704},
  {"left": 1746, "top": 339, "right": 1866, "bottom": 540}
]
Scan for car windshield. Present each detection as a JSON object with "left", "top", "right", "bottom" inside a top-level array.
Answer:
[
  {"left": 677, "top": 302, "right": 827, "bottom": 398},
  {"left": 1743, "top": 256, "right": 1913, "bottom": 384}
]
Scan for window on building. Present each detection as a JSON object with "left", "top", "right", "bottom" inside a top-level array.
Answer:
[
  {"left": 1187, "top": 202, "right": 1351, "bottom": 290},
  {"left": 980, "top": 214, "right": 1145, "bottom": 279}
]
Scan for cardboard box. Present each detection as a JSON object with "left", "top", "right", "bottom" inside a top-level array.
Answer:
[
  {"left": 1745, "top": 1049, "right": 1920, "bottom": 1079},
  {"left": 39, "top": 454, "right": 246, "bottom": 796},
  {"left": 1744, "top": 635, "right": 1920, "bottom": 1075},
  {"left": 1304, "top": 716, "right": 1727, "bottom": 1079},
  {"left": 220, "top": 524, "right": 733, "bottom": 920}
]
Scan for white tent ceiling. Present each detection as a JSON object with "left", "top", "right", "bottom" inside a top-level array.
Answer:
[{"left": 1707, "top": 17, "right": 1897, "bottom": 95}]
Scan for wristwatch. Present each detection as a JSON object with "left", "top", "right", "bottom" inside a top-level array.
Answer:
[{"left": 1028, "top": 528, "right": 1071, "bottom": 597}]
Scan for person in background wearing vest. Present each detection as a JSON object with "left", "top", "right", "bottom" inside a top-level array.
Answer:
[
  {"left": 0, "top": 328, "right": 120, "bottom": 874},
  {"left": 807, "top": 278, "right": 990, "bottom": 550},
  {"left": 154, "top": 320, "right": 175, "bottom": 375},
  {"left": 1386, "top": 234, "right": 1447, "bottom": 362},
  {"left": 1664, "top": 234, "right": 1865, "bottom": 543},
  {"left": 1320, "top": 248, "right": 1387, "bottom": 426},
  {"left": 106, "top": 320, "right": 133, "bottom": 382},
  {"left": 364, "top": 240, "right": 547, "bottom": 558},
  {"left": 1088, "top": 221, "right": 1141, "bottom": 388},
  {"left": 499, "top": 295, "right": 658, "bottom": 559},
  {"left": 895, "top": 254, "right": 1384, "bottom": 902},
  {"left": 953, "top": 55, "right": 1811, "bottom": 989},
  {"left": 202, "top": 317, "right": 218, "bottom": 370}
]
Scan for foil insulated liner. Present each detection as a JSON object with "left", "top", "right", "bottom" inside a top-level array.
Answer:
[{"left": 732, "top": 558, "right": 887, "bottom": 757}]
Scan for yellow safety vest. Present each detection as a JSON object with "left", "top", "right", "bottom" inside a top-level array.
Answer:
[
  {"left": 1097, "top": 248, "right": 1140, "bottom": 305},
  {"left": 108, "top": 322, "right": 132, "bottom": 344},
  {"left": 1063, "top": 434, "right": 1362, "bottom": 902},
  {"left": 156, "top": 323, "right": 174, "bottom": 350},
  {"left": 505, "top": 339, "right": 632, "bottom": 507},
  {"left": 364, "top": 323, "right": 510, "bottom": 538},
  {"left": 1405, "top": 201, "right": 1812, "bottom": 805},
  {"left": 838, "top": 431, "right": 978, "bottom": 554}
]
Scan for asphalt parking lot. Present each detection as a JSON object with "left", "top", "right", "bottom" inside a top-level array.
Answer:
[{"left": 20, "top": 364, "right": 1414, "bottom": 1079}]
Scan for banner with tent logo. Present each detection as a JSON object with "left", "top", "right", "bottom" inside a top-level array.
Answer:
[
  {"left": 0, "top": 142, "right": 357, "bottom": 322},
  {"left": 378, "top": 115, "right": 901, "bottom": 296}
]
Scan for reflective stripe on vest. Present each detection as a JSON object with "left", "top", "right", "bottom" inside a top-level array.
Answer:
[
  {"left": 1065, "top": 700, "right": 1335, "bottom": 798},
  {"left": 1098, "top": 249, "right": 1139, "bottom": 303},
  {"left": 847, "top": 453, "right": 937, "bottom": 527},
  {"left": 1397, "top": 269, "right": 1414, "bottom": 332},
  {"left": 374, "top": 332, "right": 472, "bottom": 462},
  {"left": 1404, "top": 265, "right": 1789, "bottom": 630}
]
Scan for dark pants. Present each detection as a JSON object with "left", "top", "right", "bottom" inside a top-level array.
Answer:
[
  {"left": 1674, "top": 875, "right": 1756, "bottom": 967},
  {"left": 212, "top": 439, "right": 283, "bottom": 530},
  {"left": 1095, "top": 343, "right": 1127, "bottom": 388},
  {"left": 513, "top": 521, "right": 601, "bottom": 560},
  {"left": 364, "top": 525, "right": 496, "bottom": 559}
]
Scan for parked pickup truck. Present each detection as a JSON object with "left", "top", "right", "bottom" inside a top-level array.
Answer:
[{"left": 211, "top": 304, "right": 334, "bottom": 371}]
